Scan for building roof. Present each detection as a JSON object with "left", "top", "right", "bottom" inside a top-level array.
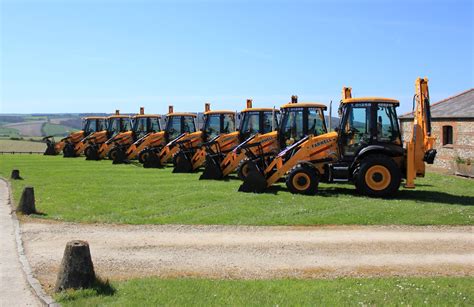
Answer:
[{"left": 400, "top": 88, "right": 474, "bottom": 119}]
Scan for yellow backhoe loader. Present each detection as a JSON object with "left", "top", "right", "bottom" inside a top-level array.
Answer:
[
  {"left": 172, "top": 103, "right": 239, "bottom": 173},
  {"left": 83, "top": 111, "right": 132, "bottom": 160},
  {"left": 200, "top": 96, "right": 327, "bottom": 180},
  {"left": 239, "top": 77, "right": 436, "bottom": 197},
  {"left": 92, "top": 107, "right": 160, "bottom": 161},
  {"left": 43, "top": 116, "right": 106, "bottom": 157},
  {"left": 112, "top": 106, "right": 198, "bottom": 165}
]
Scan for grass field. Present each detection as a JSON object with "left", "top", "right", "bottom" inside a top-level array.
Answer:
[
  {"left": 56, "top": 277, "right": 473, "bottom": 306},
  {"left": 0, "top": 139, "right": 46, "bottom": 152},
  {"left": 42, "top": 122, "right": 77, "bottom": 136},
  {"left": 1, "top": 155, "right": 472, "bottom": 225},
  {"left": 0, "top": 126, "right": 21, "bottom": 138}
]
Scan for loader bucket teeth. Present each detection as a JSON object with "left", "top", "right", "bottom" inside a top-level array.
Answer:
[
  {"left": 173, "top": 152, "right": 193, "bottom": 173},
  {"left": 199, "top": 156, "right": 223, "bottom": 180},
  {"left": 238, "top": 162, "right": 267, "bottom": 193}
]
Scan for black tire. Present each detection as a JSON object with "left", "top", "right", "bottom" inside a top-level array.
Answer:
[
  {"left": 138, "top": 149, "right": 151, "bottom": 164},
  {"left": 355, "top": 155, "right": 401, "bottom": 197},
  {"left": 84, "top": 145, "right": 97, "bottom": 160},
  {"left": 63, "top": 143, "right": 76, "bottom": 158},
  {"left": 285, "top": 166, "right": 319, "bottom": 195},
  {"left": 237, "top": 159, "right": 252, "bottom": 180}
]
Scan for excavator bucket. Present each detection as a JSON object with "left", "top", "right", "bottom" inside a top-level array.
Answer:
[
  {"left": 43, "top": 136, "right": 58, "bottom": 155},
  {"left": 172, "top": 151, "right": 193, "bottom": 173},
  {"left": 199, "top": 155, "right": 224, "bottom": 180},
  {"left": 237, "top": 161, "right": 267, "bottom": 193}
]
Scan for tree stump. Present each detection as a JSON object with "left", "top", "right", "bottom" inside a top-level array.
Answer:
[
  {"left": 17, "top": 187, "right": 36, "bottom": 215},
  {"left": 55, "top": 240, "right": 96, "bottom": 292},
  {"left": 11, "top": 169, "right": 21, "bottom": 180}
]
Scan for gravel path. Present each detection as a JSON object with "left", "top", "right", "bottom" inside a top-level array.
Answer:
[
  {"left": 0, "top": 182, "right": 40, "bottom": 306},
  {"left": 21, "top": 219, "right": 474, "bottom": 292}
]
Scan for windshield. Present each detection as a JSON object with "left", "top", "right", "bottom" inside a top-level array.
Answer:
[
  {"left": 133, "top": 117, "right": 161, "bottom": 136},
  {"left": 240, "top": 111, "right": 279, "bottom": 136},
  {"left": 165, "top": 115, "right": 197, "bottom": 140},
  {"left": 204, "top": 113, "right": 235, "bottom": 139},
  {"left": 280, "top": 107, "right": 326, "bottom": 145},
  {"left": 108, "top": 117, "right": 131, "bottom": 135},
  {"left": 84, "top": 119, "right": 106, "bottom": 134}
]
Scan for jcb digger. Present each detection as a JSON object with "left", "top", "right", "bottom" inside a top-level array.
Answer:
[
  {"left": 112, "top": 106, "right": 198, "bottom": 165},
  {"left": 83, "top": 111, "right": 132, "bottom": 160},
  {"left": 200, "top": 97, "right": 327, "bottom": 180},
  {"left": 43, "top": 116, "right": 106, "bottom": 157},
  {"left": 172, "top": 103, "right": 238, "bottom": 173},
  {"left": 239, "top": 77, "right": 436, "bottom": 197},
  {"left": 91, "top": 107, "right": 161, "bottom": 161}
]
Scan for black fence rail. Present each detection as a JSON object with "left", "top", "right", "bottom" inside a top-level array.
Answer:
[{"left": 0, "top": 151, "right": 44, "bottom": 155}]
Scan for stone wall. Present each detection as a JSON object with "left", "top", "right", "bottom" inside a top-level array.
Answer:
[{"left": 400, "top": 118, "right": 474, "bottom": 172}]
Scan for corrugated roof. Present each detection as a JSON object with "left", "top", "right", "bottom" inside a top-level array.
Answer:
[{"left": 400, "top": 88, "right": 474, "bottom": 119}]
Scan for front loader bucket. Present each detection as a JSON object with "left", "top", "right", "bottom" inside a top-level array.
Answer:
[
  {"left": 199, "top": 155, "right": 223, "bottom": 180},
  {"left": 172, "top": 151, "right": 193, "bottom": 173},
  {"left": 43, "top": 137, "right": 58, "bottom": 155},
  {"left": 44, "top": 143, "right": 57, "bottom": 155},
  {"left": 85, "top": 145, "right": 100, "bottom": 160},
  {"left": 238, "top": 161, "right": 267, "bottom": 193},
  {"left": 112, "top": 148, "right": 127, "bottom": 164},
  {"left": 63, "top": 143, "right": 76, "bottom": 158},
  {"left": 142, "top": 149, "right": 163, "bottom": 168}
]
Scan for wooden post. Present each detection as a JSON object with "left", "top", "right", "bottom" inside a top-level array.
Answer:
[
  {"left": 55, "top": 240, "right": 96, "bottom": 292},
  {"left": 18, "top": 187, "right": 36, "bottom": 215},
  {"left": 11, "top": 169, "right": 21, "bottom": 180}
]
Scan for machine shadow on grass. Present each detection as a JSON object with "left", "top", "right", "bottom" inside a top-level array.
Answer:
[{"left": 261, "top": 185, "right": 473, "bottom": 206}]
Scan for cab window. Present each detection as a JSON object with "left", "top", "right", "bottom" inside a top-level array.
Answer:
[
  {"left": 204, "top": 115, "right": 221, "bottom": 139},
  {"left": 262, "top": 111, "right": 278, "bottom": 133},
  {"left": 341, "top": 104, "right": 371, "bottom": 156},
  {"left": 150, "top": 117, "right": 161, "bottom": 132},
  {"left": 308, "top": 108, "right": 326, "bottom": 136},
  {"left": 240, "top": 112, "right": 260, "bottom": 135},
  {"left": 281, "top": 109, "right": 304, "bottom": 145},
  {"left": 166, "top": 116, "right": 182, "bottom": 140},
  {"left": 183, "top": 116, "right": 196, "bottom": 133},
  {"left": 376, "top": 104, "right": 400, "bottom": 144},
  {"left": 222, "top": 114, "right": 235, "bottom": 133}
]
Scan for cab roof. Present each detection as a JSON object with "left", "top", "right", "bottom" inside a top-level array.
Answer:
[
  {"left": 241, "top": 107, "right": 280, "bottom": 113},
  {"left": 204, "top": 110, "right": 235, "bottom": 115},
  {"left": 107, "top": 115, "right": 130, "bottom": 119},
  {"left": 167, "top": 112, "right": 197, "bottom": 117},
  {"left": 133, "top": 114, "right": 161, "bottom": 119},
  {"left": 342, "top": 97, "right": 400, "bottom": 105},
  {"left": 281, "top": 102, "right": 327, "bottom": 110},
  {"left": 84, "top": 116, "right": 106, "bottom": 120}
]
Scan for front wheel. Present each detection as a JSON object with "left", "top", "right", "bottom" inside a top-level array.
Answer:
[
  {"left": 355, "top": 155, "right": 401, "bottom": 197},
  {"left": 285, "top": 166, "right": 319, "bottom": 195}
]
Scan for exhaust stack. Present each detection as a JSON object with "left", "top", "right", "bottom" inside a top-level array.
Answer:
[
  {"left": 205, "top": 103, "right": 211, "bottom": 112},
  {"left": 291, "top": 95, "right": 298, "bottom": 104},
  {"left": 168, "top": 105, "right": 174, "bottom": 114},
  {"left": 246, "top": 99, "right": 253, "bottom": 109},
  {"left": 140, "top": 107, "right": 144, "bottom": 115},
  {"left": 115, "top": 110, "right": 120, "bottom": 115}
]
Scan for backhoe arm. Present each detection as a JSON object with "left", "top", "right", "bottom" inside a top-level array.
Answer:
[{"left": 405, "top": 77, "right": 437, "bottom": 188}]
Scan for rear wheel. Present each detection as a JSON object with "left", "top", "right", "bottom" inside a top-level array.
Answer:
[
  {"left": 138, "top": 148, "right": 152, "bottom": 164},
  {"left": 108, "top": 147, "right": 119, "bottom": 160},
  {"left": 237, "top": 159, "right": 252, "bottom": 180},
  {"left": 286, "top": 166, "right": 319, "bottom": 195},
  {"left": 355, "top": 155, "right": 401, "bottom": 197}
]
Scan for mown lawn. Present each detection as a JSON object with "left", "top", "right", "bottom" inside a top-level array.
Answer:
[
  {"left": 56, "top": 277, "right": 473, "bottom": 306},
  {"left": 0, "top": 155, "right": 472, "bottom": 225}
]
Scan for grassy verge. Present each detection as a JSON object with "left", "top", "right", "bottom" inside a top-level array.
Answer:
[
  {"left": 56, "top": 277, "right": 473, "bottom": 306},
  {"left": 0, "top": 155, "right": 472, "bottom": 225},
  {"left": 0, "top": 139, "right": 46, "bottom": 152}
]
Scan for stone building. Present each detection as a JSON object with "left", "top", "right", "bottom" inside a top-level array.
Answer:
[{"left": 399, "top": 88, "right": 474, "bottom": 174}]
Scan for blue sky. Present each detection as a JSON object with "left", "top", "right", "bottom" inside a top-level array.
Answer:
[{"left": 1, "top": 0, "right": 472, "bottom": 116}]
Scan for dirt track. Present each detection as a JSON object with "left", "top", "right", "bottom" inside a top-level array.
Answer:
[{"left": 21, "top": 219, "right": 473, "bottom": 292}]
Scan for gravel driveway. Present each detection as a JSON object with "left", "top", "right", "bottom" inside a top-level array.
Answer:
[{"left": 20, "top": 219, "right": 474, "bottom": 292}]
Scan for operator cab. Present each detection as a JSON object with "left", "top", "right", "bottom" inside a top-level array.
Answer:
[
  {"left": 132, "top": 116, "right": 161, "bottom": 139},
  {"left": 202, "top": 111, "right": 236, "bottom": 139},
  {"left": 83, "top": 117, "right": 106, "bottom": 136},
  {"left": 239, "top": 108, "right": 280, "bottom": 142},
  {"left": 165, "top": 113, "right": 197, "bottom": 141},
  {"left": 338, "top": 98, "right": 402, "bottom": 161},
  {"left": 279, "top": 103, "right": 328, "bottom": 149},
  {"left": 107, "top": 116, "right": 132, "bottom": 137}
]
